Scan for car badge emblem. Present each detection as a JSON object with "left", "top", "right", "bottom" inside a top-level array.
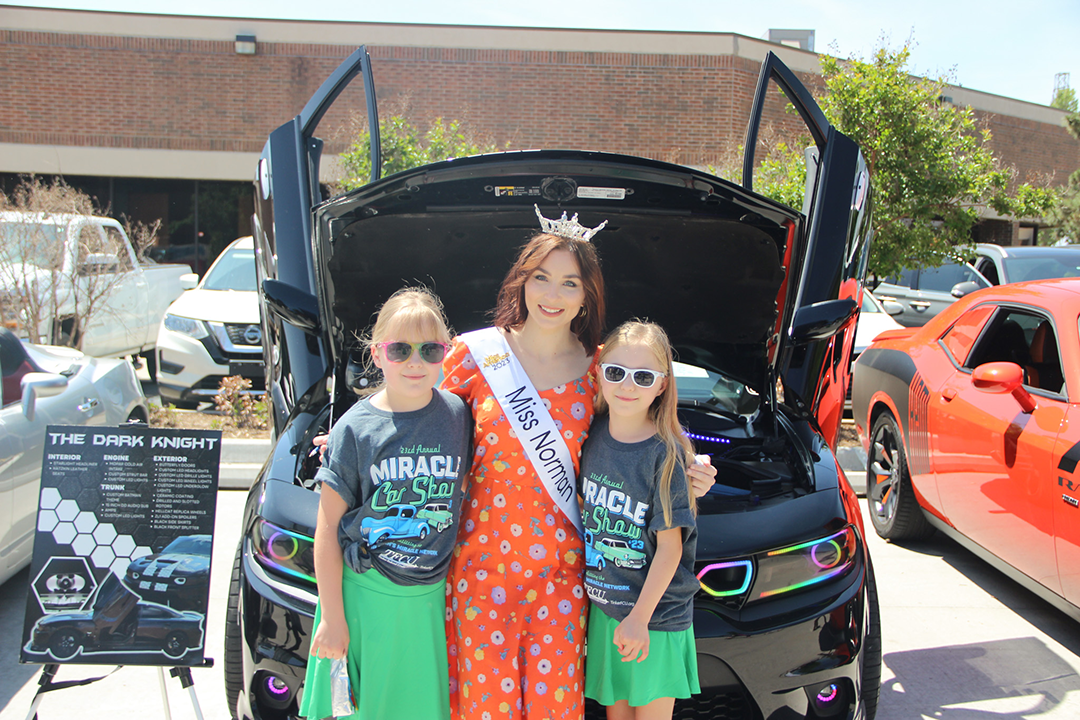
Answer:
[{"left": 244, "top": 325, "right": 262, "bottom": 345}]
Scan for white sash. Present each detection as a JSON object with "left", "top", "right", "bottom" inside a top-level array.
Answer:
[{"left": 461, "top": 328, "right": 584, "bottom": 537}]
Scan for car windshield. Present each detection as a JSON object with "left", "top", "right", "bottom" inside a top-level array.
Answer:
[
  {"left": 1001, "top": 253, "right": 1080, "bottom": 283},
  {"left": 202, "top": 247, "right": 257, "bottom": 292},
  {"left": 0, "top": 222, "right": 64, "bottom": 268},
  {"left": 163, "top": 536, "right": 212, "bottom": 556},
  {"left": 673, "top": 361, "right": 759, "bottom": 416}
]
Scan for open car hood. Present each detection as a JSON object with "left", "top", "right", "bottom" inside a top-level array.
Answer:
[
  {"left": 314, "top": 151, "right": 793, "bottom": 393},
  {"left": 255, "top": 48, "right": 873, "bottom": 443}
]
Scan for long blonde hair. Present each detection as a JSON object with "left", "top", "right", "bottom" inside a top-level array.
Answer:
[{"left": 596, "top": 321, "right": 696, "bottom": 527}]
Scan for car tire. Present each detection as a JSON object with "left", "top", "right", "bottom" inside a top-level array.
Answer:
[
  {"left": 50, "top": 631, "right": 81, "bottom": 660},
  {"left": 418, "top": 525, "right": 429, "bottom": 540},
  {"left": 861, "top": 560, "right": 882, "bottom": 720},
  {"left": 867, "top": 412, "right": 934, "bottom": 540},
  {"left": 164, "top": 631, "right": 188, "bottom": 658},
  {"left": 224, "top": 542, "right": 244, "bottom": 720}
]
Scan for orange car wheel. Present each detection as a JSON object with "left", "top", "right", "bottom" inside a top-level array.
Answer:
[{"left": 867, "top": 412, "right": 934, "bottom": 541}]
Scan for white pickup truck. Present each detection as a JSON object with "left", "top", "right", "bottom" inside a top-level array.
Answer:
[{"left": 0, "top": 212, "right": 194, "bottom": 368}]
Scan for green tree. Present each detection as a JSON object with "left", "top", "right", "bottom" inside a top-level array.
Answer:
[
  {"left": 338, "top": 116, "right": 498, "bottom": 191},
  {"left": 820, "top": 44, "right": 1055, "bottom": 277},
  {"left": 751, "top": 43, "right": 1056, "bottom": 278},
  {"left": 1046, "top": 112, "right": 1080, "bottom": 243},
  {"left": 1052, "top": 86, "right": 1078, "bottom": 112}
]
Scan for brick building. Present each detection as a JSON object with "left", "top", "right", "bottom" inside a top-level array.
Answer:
[{"left": 1, "top": 5, "right": 1076, "bottom": 259}]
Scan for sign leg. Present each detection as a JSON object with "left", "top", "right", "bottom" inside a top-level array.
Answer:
[
  {"left": 158, "top": 667, "right": 173, "bottom": 720},
  {"left": 170, "top": 667, "right": 205, "bottom": 720},
  {"left": 24, "top": 664, "right": 59, "bottom": 720}
]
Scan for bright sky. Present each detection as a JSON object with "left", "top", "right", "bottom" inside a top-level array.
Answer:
[{"left": 7, "top": 0, "right": 1079, "bottom": 108}]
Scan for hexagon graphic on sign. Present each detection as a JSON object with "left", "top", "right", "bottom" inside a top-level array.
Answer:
[{"left": 33, "top": 556, "right": 97, "bottom": 614}]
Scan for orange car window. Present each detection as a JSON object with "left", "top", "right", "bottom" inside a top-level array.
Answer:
[{"left": 940, "top": 305, "right": 996, "bottom": 365}]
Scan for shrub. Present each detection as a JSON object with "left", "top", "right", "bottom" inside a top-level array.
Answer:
[{"left": 214, "top": 376, "right": 268, "bottom": 431}]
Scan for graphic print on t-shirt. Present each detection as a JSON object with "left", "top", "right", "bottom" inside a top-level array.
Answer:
[
  {"left": 361, "top": 444, "right": 462, "bottom": 563},
  {"left": 582, "top": 470, "right": 648, "bottom": 607}
]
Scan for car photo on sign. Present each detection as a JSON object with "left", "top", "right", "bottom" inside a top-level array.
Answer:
[
  {"left": 24, "top": 572, "right": 205, "bottom": 662},
  {"left": 851, "top": 277, "right": 1080, "bottom": 623},
  {"left": 226, "top": 46, "right": 881, "bottom": 720},
  {"left": 125, "top": 534, "right": 212, "bottom": 613}
]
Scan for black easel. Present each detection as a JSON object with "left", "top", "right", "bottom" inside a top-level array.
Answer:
[{"left": 24, "top": 659, "right": 214, "bottom": 720}]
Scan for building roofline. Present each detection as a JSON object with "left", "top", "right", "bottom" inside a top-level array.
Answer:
[{"left": 1, "top": 4, "right": 1070, "bottom": 126}]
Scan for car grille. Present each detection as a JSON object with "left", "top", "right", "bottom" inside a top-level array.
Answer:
[
  {"left": 224, "top": 323, "right": 262, "bottom": 348},
  {"left": 585, "top": 688, "right": 758, "bottom": 719}
]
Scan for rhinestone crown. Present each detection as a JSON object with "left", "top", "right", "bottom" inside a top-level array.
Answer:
[{"left": 534, "top": 204, "right": 608, "bottom": 242}]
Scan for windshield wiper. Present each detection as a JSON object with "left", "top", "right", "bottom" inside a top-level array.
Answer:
[{"left": 679, "top": 399, "right": 748, "bottom": 424}]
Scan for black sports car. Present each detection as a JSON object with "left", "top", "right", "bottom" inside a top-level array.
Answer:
[
  {"left": 226, "top": 48, "right": 880, "bottom": 720},
  {"left": 26, "top": 574, "right": 204, "bottom": 661},
  {"left": 126, "top": 534, "right": 212, "bottom": 612}
]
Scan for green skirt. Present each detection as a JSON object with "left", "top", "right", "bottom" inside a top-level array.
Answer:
[
  {"left": 299, "top": 567, "right": 449, "bottom": 720},
  {"left": 584, "top": 608, "right": 700, "bottom": 707}
]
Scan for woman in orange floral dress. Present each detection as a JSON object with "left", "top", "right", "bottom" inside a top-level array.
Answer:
[{"left": 441, "top": 229, "right": 605, "bottom": 720}]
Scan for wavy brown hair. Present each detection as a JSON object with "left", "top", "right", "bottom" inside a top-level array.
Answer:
[{"left": 491, "top": 233, "right": 606, "bottom": 353}]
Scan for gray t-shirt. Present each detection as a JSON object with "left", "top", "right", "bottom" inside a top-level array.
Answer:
[
  {"left": 316, "top": 389, "right": 471, "bottom": 585},
  {"left": 579, "top": 417, "right": 698, "bottom": 631}
]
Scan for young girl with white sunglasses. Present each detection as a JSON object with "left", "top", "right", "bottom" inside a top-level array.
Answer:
[
  {"left": 581, "top": 320, "right": 700, "bottom": 720},
  {"left": 299, "top": 287, "right": 471, "bottom": 720}
]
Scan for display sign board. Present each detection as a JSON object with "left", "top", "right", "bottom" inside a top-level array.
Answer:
[{"left": 20, "top": 425, "right": 221, "bottom": 666}]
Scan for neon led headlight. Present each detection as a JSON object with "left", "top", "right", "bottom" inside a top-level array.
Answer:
[
  {"left": 251, "top": 519, "right": 317, "bottom": 584},
  {"left": 697, "top": 559, "right": 753, "bottom": 597},
  {"left": 753, "top": 527, "right": 857, "bottom": 599}
]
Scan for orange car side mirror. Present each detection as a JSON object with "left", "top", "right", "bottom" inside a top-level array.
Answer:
[{"left": 972, "top": 362, "right": 1037, "bottom": 413}]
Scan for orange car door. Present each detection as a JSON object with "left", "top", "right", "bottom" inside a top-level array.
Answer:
[
  {"left": 933, "top": 311, "right": 1061, "bottom": 592},
  {"left": 1052, "top": 426, "right": 1080, "bottom": 606}
]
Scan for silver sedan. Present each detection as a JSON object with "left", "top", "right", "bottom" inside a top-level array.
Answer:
[{"left": 0, "top": 328, "right": 148, "bottom": 586}]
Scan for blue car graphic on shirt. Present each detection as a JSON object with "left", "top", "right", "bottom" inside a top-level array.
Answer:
[
  {"left": 583, "top": 531, "right": 606, "bottom": 571},
  {"left": 361, "top": 504, "right": 431, "bottom": 545}
]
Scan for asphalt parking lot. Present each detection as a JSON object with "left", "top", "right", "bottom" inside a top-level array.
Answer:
[{"left": 3, "top": 483, "right": 1080, "bottom": 720}]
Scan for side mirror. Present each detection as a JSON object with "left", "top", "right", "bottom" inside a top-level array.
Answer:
[
  {"left": 790, "top": 299, "right": 858, "bottom": 343},
  {"left": 179, "top": 273, "right": 200, "bottom": 290},
  {"left": 262, "top": 279, "right": 321, "bottom": 335},
  {"left": 881, "top": 300, "right": 904, "bottom": 316},
  {"left": 21, "top": 372, "right": 69, "bottom": 421},
  {"left": 951, "top": 281, "right": 982, "bottom": 298},
  {"left": 972, "top": 362, "right": 1036, "bottom": 413},
  {"left": 77, "top": 252, "right": 119, "bottom": 276}
]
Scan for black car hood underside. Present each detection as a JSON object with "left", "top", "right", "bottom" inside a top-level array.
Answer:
[{"left": 315, "top": 152, "right": 798, "bottom": 391}]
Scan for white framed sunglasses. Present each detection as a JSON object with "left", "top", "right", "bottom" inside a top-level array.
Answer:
[{"left": 600, "top": 363, "right": 666, "bottom": 388}]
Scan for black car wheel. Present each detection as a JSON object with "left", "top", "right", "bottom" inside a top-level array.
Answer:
[
  {"left": 50, "top": 631, "right": 81, "bottom": 660},
  {"left": 861, "top": 560, "right": 882, "bottom": 720},
  {"left": 224, "top": 542, "right": 244, "bottom": 720},
  {"left": 164, "top": 631, "right": 188, "bottom": 658},
  {"left": 867, "top": 412, "right": 934, "bottom": 540}
]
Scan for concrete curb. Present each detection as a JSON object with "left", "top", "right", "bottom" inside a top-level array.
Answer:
[{"left": 219, "top": 438, "right": 271, "bottom": 490}]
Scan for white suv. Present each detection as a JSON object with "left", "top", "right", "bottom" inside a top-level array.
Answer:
[{"left": 154, "top": 237, "right": 262, "bottom": 408}]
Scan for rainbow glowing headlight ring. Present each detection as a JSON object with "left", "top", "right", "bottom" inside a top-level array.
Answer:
[
  {"left": 757, "top": 528, "right": 855, "bottom": 598},
  {"left": 253, "top": 521, "right": 316, "bottom": 583},
  {"left": 696, "top": 559, "right": 753, "bottom": 597}
]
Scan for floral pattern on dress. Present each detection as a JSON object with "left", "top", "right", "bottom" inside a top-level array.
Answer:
[{"left": 442, "top": 336, "right": 599, "bottom": 720}]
